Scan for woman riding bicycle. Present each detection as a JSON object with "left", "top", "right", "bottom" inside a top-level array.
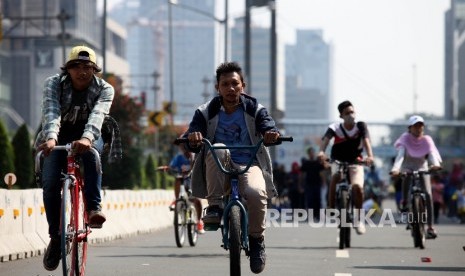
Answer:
[
  {"left": 183, "top": 61, "right": 280, "bottom": 274},
  {"left": 390, "top": 115, "right": 442, "bottom": 239}
]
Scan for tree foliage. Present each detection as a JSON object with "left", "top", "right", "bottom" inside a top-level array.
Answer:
[
  {"left": 144, "top": 154, "right": 157, "bottom": 189},
  {"left": 101, "top": 74, "right": 145, "bottom": 189},
  {"left": 0, "top": 119, "right": 15, "bottom": 185},
  {"left": 12, "top": 124, "right": 34, "bottom": 188}
]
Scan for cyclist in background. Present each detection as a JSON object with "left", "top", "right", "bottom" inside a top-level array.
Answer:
[
  {"left": 183, "top": 61, "right": 280, "bottom": 274},
  {"left": 169, "top": 143, "right": 205, "bottom": 234},
  {"left": 35, "top": 45, "right": 113, "bottom": 271},
  {"left": 318, "top": 100, "right": 374, "bottom": 235},
  {"left": 390, "top": 115, "right": 442, "bottom": 239}
]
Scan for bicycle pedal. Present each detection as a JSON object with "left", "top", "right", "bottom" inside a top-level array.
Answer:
[{"left": 203, "top": 223, "right": 220, "bottom": 231}]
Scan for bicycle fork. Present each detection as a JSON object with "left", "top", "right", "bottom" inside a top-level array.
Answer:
[
  {"left": 221, "top": 178, "right": 249, "bottom": 253},
  {"left": 336, "top": 183, "right": 353, "bottom": 225}
]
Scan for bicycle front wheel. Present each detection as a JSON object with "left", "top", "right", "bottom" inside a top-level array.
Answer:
[
  {"left": 61, "top": 179, "right": 73, "bottom": 276},
  {"left": 338, "top": 189, "right": 350, "bottom": 250},
  {"left": 229, "top": 205, "right": 242, "bottom": 276},
  {"left": 72, "top": 185, "right": 89, "bottom": 275},
  {"left": 187, "top": 206, "right": 198, "bottom": 247},
  {"left": 174, "top": 200, "right": 187, "bottom": 247},
  {"left": 411, "top": 195, "right": 426, "bottom": 249}
]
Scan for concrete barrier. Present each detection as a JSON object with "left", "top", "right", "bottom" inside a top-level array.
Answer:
[{"left": 0, "top": 188, "right": 173, "bottom": 262}]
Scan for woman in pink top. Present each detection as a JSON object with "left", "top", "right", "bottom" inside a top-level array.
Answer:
[{"left": 390, "top": 115, "right": 442, "bottom": 239}]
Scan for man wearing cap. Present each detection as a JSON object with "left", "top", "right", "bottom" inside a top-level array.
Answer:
[
  {"left": 36, "top": 45, "right": 114, "bottom": 271},
  {"left": 390, "top": 115, "right": 442, "bottom": 239}
]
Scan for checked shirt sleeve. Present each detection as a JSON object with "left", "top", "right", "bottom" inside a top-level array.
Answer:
[
  {"left": 81, "top": 80, "right": 115, "bottom": 142},
  {"left": 41, "top": 74, "right": 62, "bottom": 142}
]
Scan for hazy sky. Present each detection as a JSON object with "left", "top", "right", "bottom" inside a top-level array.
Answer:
[{"left": 106, "top": 0, "right": 450, "bottom": 122}]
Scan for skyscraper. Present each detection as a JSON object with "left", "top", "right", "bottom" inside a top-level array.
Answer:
[
  {"left": 281, "top": 29, "right": 333, "bottom": 168},
  {"left": 445, "top": 0, "right": 465, "bottom": 119},
  {"left": 285, "top": 29, "right": 332, "bottom": 121},
  {"left": 109, "top": 0, "right": 217, "bottom": 124}
]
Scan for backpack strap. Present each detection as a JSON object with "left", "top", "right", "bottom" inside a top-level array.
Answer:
[{"left": 340, "top": 123, "right": 350, "bottom": 140}]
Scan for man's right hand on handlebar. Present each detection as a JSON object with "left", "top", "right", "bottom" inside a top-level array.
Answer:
[
  {"left": 188, "top": 132, "right": 203, "bottom": 148},
  {"left": 317, "top": 151, "right": 326, "bottom": 164}
]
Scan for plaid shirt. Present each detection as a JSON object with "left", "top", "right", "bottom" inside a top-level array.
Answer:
[{"left": 37, "top": 73, "right": 114, "bottom": 145}]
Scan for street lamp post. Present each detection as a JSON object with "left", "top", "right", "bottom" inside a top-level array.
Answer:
[
  {"left": 168, "top": 0, "right": 174, "bottom": 124},
  {"left": 201, "top": 76, "right": 211, "bottom": 102},
  {"left": 57, "top": 9, "right": 71, "bottom": 64}
]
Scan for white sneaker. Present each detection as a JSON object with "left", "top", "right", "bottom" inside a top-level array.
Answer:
[{"left": 355, "top": 223, "right": 366, "bottom": 235}]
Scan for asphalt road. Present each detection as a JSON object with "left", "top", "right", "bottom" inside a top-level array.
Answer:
[{"left": 1, "top": 200, "right": 464, "bottom": 276}]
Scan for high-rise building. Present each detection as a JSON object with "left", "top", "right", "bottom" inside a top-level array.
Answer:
[
  {"left": 281, "top": 29, "right": 333, "bottom": 168},
  {"left": 0, "top": 0, "right": 128, "bottom": 131},
  {"left": 230, "top": 17, "right": 284, "bottom": 111},
  {"left": 285, "top": 30, "right": 332, "bottom": 120},
  {"left": 445, "top": 0, "right": 465, "bottom": 119},
  {"left": 109, "top": 0, "right": 217, "bottom": 124}
]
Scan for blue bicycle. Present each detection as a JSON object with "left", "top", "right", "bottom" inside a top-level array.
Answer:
[{"left": 175, "top": 136, "right": 293, "bottom": 276}]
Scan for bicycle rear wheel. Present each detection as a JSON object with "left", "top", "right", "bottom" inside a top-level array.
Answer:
[
  {"left": 338, "top": 189, "right": 350, "bottom": 250},
  {"left": 61, "top": 179, "right": 73, "bottom": 276},
  {"left": 411, "top": 195, "right": 426, "bottom": 249},
  {"left": 174, "top": 200, "right": 187, "bottom": 247},
  {"left": 187, "top": 206, "right": 198, "bottom": 247},
  {"left": 229, "top": 205, "right": 242, "bottom": 276},
  {"left": 73, "top": 186, "right": 89, "bottom": 275}
]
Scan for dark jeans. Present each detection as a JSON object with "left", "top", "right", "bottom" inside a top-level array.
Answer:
[
  {"left": 305, "top": 186, "right": 321, "bottom": 220},
  {"left": 42, "top": 139, "right": 103, "bottom": 238}
]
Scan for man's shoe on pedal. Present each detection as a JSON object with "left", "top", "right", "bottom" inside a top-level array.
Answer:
[
  {"left": 197, "top": 220, "right": 205, "bottom": 234},
  {"left": 426, "top": 227, "right": 437, "bottom": 239},
  {"left": 89, "top": 209, "right": 106, "bottom": 228},
  {"left": 169, "top": 199, "right": 175, "bottom": 211},
  {"left": 202, "top": 205, "right": 223, "bottom": 224},
  {"left": 249, "top": 235, "right": 266, "bottom": 274},
  {"left": 355, "top": 223, "right": 366, "bottom": 235},
  {"left": 43, "top": 237, "right": 61, "bottom": 271}
]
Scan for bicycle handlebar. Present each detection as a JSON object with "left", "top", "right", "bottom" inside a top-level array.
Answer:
[
  {"left": 175, "top": 136, "right": 293, "bottom": 176},
  {"left": 326, "top": 158, "right": 368, "bottom": 166},
  {"left": 174, "top": 136, "right": 293, "bottom": 146},
  {"left": 392, "top": 169, "right": 440, "bottom": 177},
  {"left": 156, "top": 165, "right": 190, "bottom": 177},
  {"left": 35, "top": 144, "right": 102, "bottom": 174}
]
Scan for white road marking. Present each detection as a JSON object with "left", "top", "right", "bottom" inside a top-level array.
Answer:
[
  {"left": 336, "top": 249, "right": 350, "bottom": 258},
  {"left": 335, "top": 273, "right": 352, "bottom": 276}
]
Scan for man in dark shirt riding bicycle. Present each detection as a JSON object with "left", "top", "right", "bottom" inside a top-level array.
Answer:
[{"left": 318, "top": 100, "right": 374, "bottom": 235}]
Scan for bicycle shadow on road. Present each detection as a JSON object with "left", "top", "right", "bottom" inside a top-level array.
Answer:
[
  {"left": 97, "top": 252, "right": 225, "bottom": 259},
  {"left": 353, "top": 265, "right": 465, "bottom": 272},
  {"left": 268, "top": 245, "right": 412, "bottom": 251}
]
